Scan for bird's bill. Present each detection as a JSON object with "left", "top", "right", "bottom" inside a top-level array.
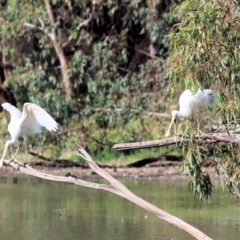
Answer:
[{"left": 165, "top": 116, "right": 176, "bottom": 137}]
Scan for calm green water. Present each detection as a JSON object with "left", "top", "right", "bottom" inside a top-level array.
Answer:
[{"left": 0, "top": 177, "right": 239, "bottom": 240}]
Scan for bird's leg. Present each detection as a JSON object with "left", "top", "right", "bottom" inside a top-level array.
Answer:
[
  {"left": 10, "top": 141, "right": 19, "bottom": 161},
  {"left": 173, "top": 118, "right": 178, "bottom": 140},
  {"left": 190, "top": 113, "right": 194, "bottom": 124},
  {"left": 197, "top": 111, "right": 202, "bottom": 134},
  {"left": 197, "top": 112, "right": 200, "bottom": 132},
  {"left": 165, "top": 116, "right": 176, "bottom": 137},
  {"left": 24, "top": 142, "right": 29, "bottom": 166},
  {"left": 0, "top": 145, "right": 9, "bottom": 167}
]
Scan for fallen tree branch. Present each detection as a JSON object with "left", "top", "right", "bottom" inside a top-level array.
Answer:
[
  {"left": 76, "top": 145, "right": 212, "bottom": 240},
  {"left": 113, "top": 137, "right": 181, "bottom": 151},
  {"left": 91, "top": 107, "right": 170, "bottom": 117},
  {"left": 113, "top": 133, "right": 240, "bottom": 151},
  {"left": 3, "top": 159, "right": 125, "bottom": 196},
  {"left": 2, "top": 146, "right": 213, "bottom": 240}
]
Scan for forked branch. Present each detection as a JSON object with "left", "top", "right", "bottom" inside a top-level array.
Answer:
[
  {"left": 76, "top": 145, "right": 212, "bottom": 240},
  {"left": 3, "top": 145, "right": 213, "bottom": 240}
]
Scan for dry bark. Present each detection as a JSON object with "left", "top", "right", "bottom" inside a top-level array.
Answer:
[{"left": 113, "top": 132, "right": 240, "bottom": 151}]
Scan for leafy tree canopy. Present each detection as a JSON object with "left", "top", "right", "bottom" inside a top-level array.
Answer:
[
  {"left": 0, "top": 0, "right": 178, "bottom": 157},
  {"left": 169, "top": 0, "right": 240, "bottom": 200}
]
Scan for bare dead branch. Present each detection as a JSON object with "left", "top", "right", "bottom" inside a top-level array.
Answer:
[
  {"left": 2, "top": 145, "right": 213, "bottom": 240},
  {"left": 24, "top": 22, "right": 42, "bottom": 29},
  {"left": 62, "top": 18, "right": 91, "bottom": 47},
  {"left": 38, "top": 18, "right": 45, "bottom": 28},
  {"left": 113, "top": 137, "right": 181, "bottom": 151},
  {"left": 4, "top": 159, "right": 126, "bottom": 198},
  {"left": 91, "top": 107, "right": 170, "bottom": 117},
  {"left": 77, "top": 18, "right": 91, "bottom": 30},
  {"left": 76, "top": 145, "right": 212, "bottom": 240},
  {"left": 113, "top": 133, "right": 240, "bottom": 151},
  {"left": 23, "top": 22, "right": 55, "bottom": 40}
]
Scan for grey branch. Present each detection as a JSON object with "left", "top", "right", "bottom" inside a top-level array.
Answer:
[
  {"left": 2, "top": 145, "right": 213, "bottom": 240},
  {"left": 76, "top": 145, "right": 212, "bottom": 240},
  {"left": 38, "top": 18, "right": 45, "bottom": 28},
  {"left": 92, "top": 107, "right": 170, "bottom": 118},
  {"left": 77, "top": 18, "right": 91, "bottom": 30},
  {"left": 113, "top": 137, "right": 179, "bottom": 151},
  {"left": 23, "top": 22, "right": 55, "bottom": 40},
  {"left": 113, "top": 133, "right": 240, "bottom": 151}
]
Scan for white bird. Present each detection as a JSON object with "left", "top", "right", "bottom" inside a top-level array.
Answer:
[
  {"left": 165, "top": 89, "right": 214, "bottom": 137},
  {"left": 0, "top": 102, "right": 58, "bottom": 167}
]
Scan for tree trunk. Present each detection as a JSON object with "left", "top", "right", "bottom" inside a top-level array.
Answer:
[{"left": 44, "top": 0, "right": 72, "bottom": 97}]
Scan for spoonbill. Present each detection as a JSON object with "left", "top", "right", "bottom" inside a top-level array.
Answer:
[
  {"left": 165, "top": 89, "right": 214, "bottom": 137},
  {"left": 0, "top": 102, "right": 58, "bottom": 167}
]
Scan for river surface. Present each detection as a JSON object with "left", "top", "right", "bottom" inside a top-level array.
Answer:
[{"left": 0, "top": 176, "right": 239, "bottom": 240}]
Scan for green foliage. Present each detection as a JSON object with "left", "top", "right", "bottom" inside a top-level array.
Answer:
[
  {"left": 169, "top": 0, "right": 240, "bottom": 93},
  {"left": 0, "top": 0, "right": 179, "bottom": 159},
  {"left": 168, "top": 0, "right": 240, "bottom": 199},
  {"left": 183, "top": 143, "right": 213, "bottom": 200},
  {"left": 4, "top": 0, "right": 240, "bottom": 201}
]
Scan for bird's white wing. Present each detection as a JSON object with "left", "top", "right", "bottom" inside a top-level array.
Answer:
[
  {"left": 179, "top": 90, "right": 194, "bottom": 107},
  {"left": 2, "top": 103, "right": 22, "bottom": 118},
  {"left": 195, "top": 89, "right": 214, "bottom": 107},
  {"left": 20, "top": 103, "right": 58, "bottom": 135}
]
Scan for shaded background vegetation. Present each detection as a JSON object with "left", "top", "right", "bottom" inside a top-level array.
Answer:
[
  {"left": 168, "top": 0, "right": 240, "bottom": 200},
  {"left": 0, "top": 0, "right": 179, "bottom": 158}
]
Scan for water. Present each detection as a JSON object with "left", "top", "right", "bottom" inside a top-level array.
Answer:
[{"left": 0, "top": 176, "right": 239, "bottom": 240}]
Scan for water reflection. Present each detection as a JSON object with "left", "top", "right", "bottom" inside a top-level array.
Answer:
[{"left": 0, "top": 177, "right": 238, "bottom": 240}]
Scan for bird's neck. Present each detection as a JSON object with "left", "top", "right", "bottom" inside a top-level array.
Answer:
[
  {"left": 177, "top": 109, "right": 192, "bottom": 118},
  {"left": 7, "top": 107, "right": 22, "bottom": 122},
  {"left": 6, "top": 105, "right": 21, "bottom": 117},
  {"left": 8, "top": 116, "right": 21, "bottom": 128},
  {"left": 5, "top": 139, "right": 17, "bottom": 147}
]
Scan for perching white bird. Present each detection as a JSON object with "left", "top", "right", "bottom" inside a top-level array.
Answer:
[
  {"left": 165, "top": 89, "right": 214, "bottom": 137},
  {"left": 0, "top": 102, "right": 58, "bottom": 167}
]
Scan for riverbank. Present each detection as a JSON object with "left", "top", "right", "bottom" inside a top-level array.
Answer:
[{"left": 0, "top": 163, "right": 220, "bottom": 182}]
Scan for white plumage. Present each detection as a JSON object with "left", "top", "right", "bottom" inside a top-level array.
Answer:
[
  {"left": 165, "top": 89, "right": 214, "bottom": 137},
  {"left": 0, "top": 102, "right": 58, "bottom": 167}
]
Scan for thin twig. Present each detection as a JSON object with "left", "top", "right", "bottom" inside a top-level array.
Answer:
[
  {"left": 214, "top": 158, "right": 240, "bottom": 198},
  {"left": 91, "top": 107, "right": 170, "bottom": 117}
]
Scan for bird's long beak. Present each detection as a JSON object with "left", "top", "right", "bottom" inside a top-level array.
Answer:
[
  {"left": 0, "top": 146, "right": 8, "bottom": 167},
  {"left": 165, "top": 116, "right": 176, "bottom": 137}
]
